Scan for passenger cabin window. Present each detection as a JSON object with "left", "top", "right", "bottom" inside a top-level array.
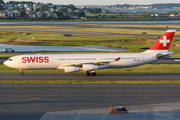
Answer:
[
  {"left": 66, "top": 58, "right": 96, "bottom": 60},
  {"left": 104, "top": 58, "right": 115, "bottom": 60}
]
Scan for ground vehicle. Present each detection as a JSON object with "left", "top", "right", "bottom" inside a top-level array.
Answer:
[
  {"left": 3, "top": 48, "right": 15, "bottom": 52},
  {"left": 110, "top": 105, "right": 128, "bottom": 113}
]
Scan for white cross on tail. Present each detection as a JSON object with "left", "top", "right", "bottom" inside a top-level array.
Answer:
[{"left": 159, "top": 36, "right": 170, "bottom": 47}]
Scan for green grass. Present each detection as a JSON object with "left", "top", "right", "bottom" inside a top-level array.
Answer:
[
  {"left": 0, "top": 25, "right": 75, "bottom": 29},
  {"left": 1, "top": 25, "right": 180, "bottom": 55},
  {"left": 20, "top": 33, "right": 132, "bottom": 41},
  {"left": 0, "top": 31, "right": 161, "bottom": 51},
  {"left": 89, "top": 24, "right": 180, "bottom": 28},
  {"left": 2, "top": 25, "right": 180, "bottom": 35},
  {"left": 86, "top": 13, "right": 120, "bottom": 16},
  {"left": 0, "top": 32, "right": 22, "bottom": 42},
  {"left": 50, "top": 28, "right": 180, "bottom": 35},
  {"left": 0, "top": 80, "right": 180, "bottom": 84}
]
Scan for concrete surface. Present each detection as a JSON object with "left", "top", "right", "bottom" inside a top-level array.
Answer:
[{"left": 40, "top": 102, "right": 180, "bottom": 120}]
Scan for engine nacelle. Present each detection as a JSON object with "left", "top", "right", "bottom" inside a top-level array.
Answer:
[
  {"left": 64, "top": 66, "right": 80, "bottom": 73},
  {"left": 83, "top": 64, "right": 108, "bottom": 71},
  {"left": 98, "top": 64, "right": 109, "bottom": 69}
]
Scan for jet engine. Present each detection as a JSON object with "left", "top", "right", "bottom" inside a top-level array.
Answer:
[
  {"left": 83, "top": 64, "right": 108, "bottom": 71},
  {"left": 64, "top": 66, "right": 80, "bottom": 73}
]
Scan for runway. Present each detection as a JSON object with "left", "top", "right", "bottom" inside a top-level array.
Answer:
[
  {"left": 1, "top": 84, "right": 180, "bottom": 120},
  {"left": 1, "top": 27, "right": 180, "bottom": 38},
  {"left": 1, "top": 73, "right": 180, "bottom": 80}
]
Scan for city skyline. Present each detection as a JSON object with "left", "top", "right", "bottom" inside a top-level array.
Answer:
[{"left": 3, "top": 0, "right": 180, "bottom": 5}]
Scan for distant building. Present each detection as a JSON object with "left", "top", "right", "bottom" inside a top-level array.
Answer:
[
  {"left": 43, "top": 11, "right": 51, "bottom": 18},
  {"left": 6, "top": 11, "right": 14, "bottom": 17},
  {"left": 36, "top": 11, "right": 43, "bottom": 18},
  {"left": 24, "top": 4, "right": 28, "bottom": 9},
  {"left": 67, "top": 12, "right": 78, "bottom": 18},
  {"left": 13, "top": 10, "right": 21, "bottom": 17},
  {"left": 154, "top": 14, "right": 163, "bottom": 17},
  {"left": 169, "top": 14, "right": 180, "bottom": 18},
  {"left": 62, "top": 12, "right": 67, "bottom": 16},
  {"left": 67, "top": 8, "right": 73, "bottom": 12},
  {"left": 18, "top": 4, "right": 23, "bottom": 9},
  {"left": 7, "top": 6, "right": 13, "bottom": 10},
  {"left": 50, "top": 8, "right": 54, "bottom": 12},
  {"left": 14, "top": 5, "right": 18, "bottom": 9},
  {"left": 26, "top": 10, "right": 36, "bottom": 18},
  {"left": 0, "top": 12, "right": 6, "bottom": 17},
  {"left": 51, "top": 12, "right": 58, "bottom": 18},
  {"left": 26, "top": 7, "right": 32, "bottom": 11}
]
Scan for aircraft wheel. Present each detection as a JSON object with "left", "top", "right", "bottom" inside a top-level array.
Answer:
[
  {"left": 86, "top": 71, "right": 91, "bottom": 76},
  {"left": 20, "top": 72, "right": 24, "bottom": 76},
  {"left": 92, "top": 72, "right": 96, "bottom": 76}
]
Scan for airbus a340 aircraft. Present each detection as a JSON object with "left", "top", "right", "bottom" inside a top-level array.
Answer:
[{"left": 4, "top": 30, "right": 176, "bottom": 76}]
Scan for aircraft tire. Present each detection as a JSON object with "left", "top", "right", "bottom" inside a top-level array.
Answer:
[
  {"left": 20, "top": 72, "right": 24, "bottom": 76},
  {"left": 86, "top": 71, "right": 91, "bottom": 76},
  {"left": 92, "top": 72, "right": 96, "bottom": 76}
]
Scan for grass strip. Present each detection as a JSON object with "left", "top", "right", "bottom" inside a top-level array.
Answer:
[{"left": 1, "top": 80, "right": 180, "bottom": 84}]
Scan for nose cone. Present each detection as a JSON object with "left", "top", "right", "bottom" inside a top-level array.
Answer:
[{"left": 3, "top": 60, "right": 9, "bottom": 66}]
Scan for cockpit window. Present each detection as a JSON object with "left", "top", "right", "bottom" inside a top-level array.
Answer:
[{"left": 8, "top": 59, "right": 12, "bottom": 61}]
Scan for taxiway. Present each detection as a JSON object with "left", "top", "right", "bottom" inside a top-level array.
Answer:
[
  {"left": 1, "top": 73, "right": 180, "bottom": 80},
  {"left": 0, "top": 84, "right": 180, "bottom": 120}
]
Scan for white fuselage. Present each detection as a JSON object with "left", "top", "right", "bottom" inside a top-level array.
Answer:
[{"left": 4, "top": 53, "right": 158, "bottom": 70}]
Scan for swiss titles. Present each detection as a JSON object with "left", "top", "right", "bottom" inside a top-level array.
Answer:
[{"left": 22, "top": 56, "right": 49, "bottom": 63}]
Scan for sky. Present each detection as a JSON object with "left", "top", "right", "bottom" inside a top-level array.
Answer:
[{"left": 3, "top": 0, "right": 180, "bottom": 5}]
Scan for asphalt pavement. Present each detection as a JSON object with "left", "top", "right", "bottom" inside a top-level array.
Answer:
[
  {"left": 1, "top": 73, "right": 180, "bottom": 80},
  {"left": 1, "top": 84, "right": 180, "bottom": 120}
]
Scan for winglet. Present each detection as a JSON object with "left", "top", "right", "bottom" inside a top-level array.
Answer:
[{"left": 114, "top": 57, "right": 121, "bottom": 61}]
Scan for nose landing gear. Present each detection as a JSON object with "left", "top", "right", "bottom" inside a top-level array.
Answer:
[
  {"left": 86, "top": 71, "right": 96, "bottom": 76},
  {"left": 20, "top": 69, "right": 24, "bottom": 76}
]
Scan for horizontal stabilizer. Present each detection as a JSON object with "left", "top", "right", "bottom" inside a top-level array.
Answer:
[{"left": 156, "top": 53, "right": 174, "bottom": 59}]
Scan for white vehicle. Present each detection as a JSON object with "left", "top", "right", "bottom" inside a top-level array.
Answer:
[
  {"left": 3, "top": 48, "right": 15, "bottom": 52},
  {"left": 4, "top": 30, "right": 176, "bottom": 76}
]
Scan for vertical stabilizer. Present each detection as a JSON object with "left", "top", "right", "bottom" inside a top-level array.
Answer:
[{"left": 144, "top": 29, "right": 176, "bottom": 53}]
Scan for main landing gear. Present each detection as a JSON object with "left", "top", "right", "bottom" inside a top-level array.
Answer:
[
  {"left": 20, "top": 69, "right": 24, "bottom": 76},
  {"left": 86, "top": 71, "right": 96, "bottom": 76}
]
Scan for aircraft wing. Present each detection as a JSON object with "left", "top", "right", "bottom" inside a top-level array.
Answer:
[{"left": 61, "top": 57, "right": 121, "bottom": 67}]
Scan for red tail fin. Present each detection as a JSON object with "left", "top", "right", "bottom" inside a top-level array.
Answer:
[{"left": 148, "top": 30, "right": 176, "bottom": 50}]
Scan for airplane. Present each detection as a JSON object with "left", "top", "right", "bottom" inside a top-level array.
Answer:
[{"left": 3, "top": 29, "right": 176, "bottom": 76}]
